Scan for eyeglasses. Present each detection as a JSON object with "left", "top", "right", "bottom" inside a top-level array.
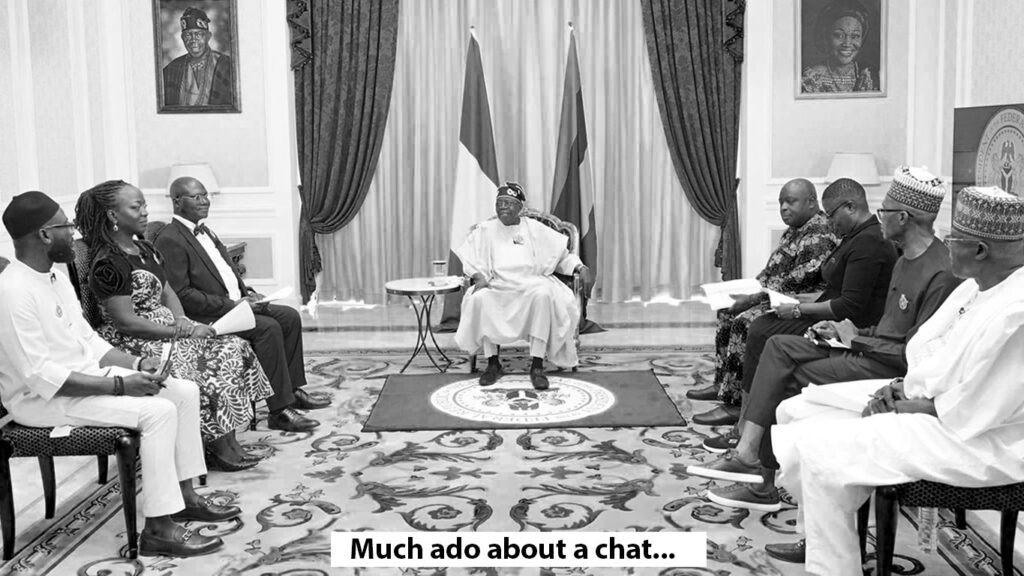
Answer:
[
  {"left": 42, "top": 220, "right": 76, "bottom": 231},
  {"left": 942, "top": 236, "right": 982, "bottom": 248},
  {"left": 875, "top": 208, "right": 906, "bottom": 219},
  {"left": 179, "top": 192, "right": 209, "bottom": 201},
  {"left": 825, "top": 201, "right": 851, "bottom": 220}
]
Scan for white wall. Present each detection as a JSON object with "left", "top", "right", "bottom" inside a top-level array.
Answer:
[
  {"left": 740, "top": 0, "right": 958, "bottom": 278},
  {"left": 0, "top": 0, "right": 299, "bottom": 304}
]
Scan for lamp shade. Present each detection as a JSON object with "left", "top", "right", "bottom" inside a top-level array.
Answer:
[
  {"left": 167, "top": 163, "right": 220, "bottom": 195},
  {"left": 824, "top": 153, "right": 880, "bottom": 186}
]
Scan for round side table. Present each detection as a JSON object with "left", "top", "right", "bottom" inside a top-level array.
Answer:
[{"left": 385, "top": 277, "right": 463, "bottom": 373}]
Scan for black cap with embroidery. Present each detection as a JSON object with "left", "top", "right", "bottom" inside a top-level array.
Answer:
[
  {"left": 496, "top": 182, "right": 526, "bottom": 204},
  {"left": 180, "top": 7, "right": 211, "bottom": 31}
]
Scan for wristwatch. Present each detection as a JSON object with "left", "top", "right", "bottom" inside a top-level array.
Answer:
[{"left": 792, "top": 304, "right": 802, "bottom": 319}]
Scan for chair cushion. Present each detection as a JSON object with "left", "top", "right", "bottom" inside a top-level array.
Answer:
[
  {"left": 2, "top": 423, "right": 137, "bottom": 458},
  {"left": 891, "top": 480, "right": 1024, "bottom": 511}
]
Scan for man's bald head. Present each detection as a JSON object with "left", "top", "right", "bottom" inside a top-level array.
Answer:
[
  {"left": 778, "top": 178, "right": 820, "bottom": 228},
  {"left": 169, "top": 177, "right": 210, "bottom": 223}
]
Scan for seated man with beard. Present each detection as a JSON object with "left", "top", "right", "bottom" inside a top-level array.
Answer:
[{"left": 454, "top": 183, "right": 594, "bottom": 390}]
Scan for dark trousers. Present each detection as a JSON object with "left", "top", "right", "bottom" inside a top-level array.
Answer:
[
  {"left": 740, "top": 316, "right": 817, "bottom": 393},
  {"left": 745, "top": 334, "right": 902, "bottom": 469},
  {"left": 236, "top": 303, "right": 307, "bottom": 412}
]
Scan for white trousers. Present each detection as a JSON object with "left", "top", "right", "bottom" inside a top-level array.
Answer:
[
  {"left": 11, "top": 367, "right": 206, "bottom": 517},
  {"left": 482, "top": 336, "right": 547, "bottom": 358},
  {"left": 774, "top": 381, "right": 1024, "bottom": 576}
]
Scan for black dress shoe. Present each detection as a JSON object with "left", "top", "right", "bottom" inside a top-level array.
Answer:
[
  {"left": 530, "top": 367, "right": 549, "bottom": 391},
  {"left": 479, "top": 362, "right": 503, "bottom": 386},
  {"left": 764, "top": 539, "right": 806, "bottom": 563},
  {"left": 692, "top": 404, "right": 741, "bottom": 426},
  {"left": 204, "top": 449, "right": 258, "bottom": 472},
  {"left": 170, "top": 497, "right": 242, "bottom": 522},
  {"left": 139, "top": 527, "right": 223, "bottom": 557},
  {"left": 293, "top": 388, "right": 331, "bottom": 410},
  {"left": 268, "top": 408, "right": 319, "bottom": 432},
  {"left": 686, "top": 383, "right": 720, "bottom": 401}
]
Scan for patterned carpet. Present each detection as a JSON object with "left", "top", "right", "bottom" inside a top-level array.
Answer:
[{"left": 0, "top": 348, "right": 1011, "bottom": 576}]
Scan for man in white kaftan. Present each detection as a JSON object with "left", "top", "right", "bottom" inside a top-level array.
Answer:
[
  {"left": 454, "top": 183, "right": 591, "bottom": 390},
  {"left": 767, "top": 186, "right": 1024, "bottom": 575}
]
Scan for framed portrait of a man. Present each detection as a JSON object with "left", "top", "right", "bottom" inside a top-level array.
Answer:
[
  {"left": 796, "top": 0, "right": 886, "bottom": 99},
  {"left": 153, "top": 0, "right": 240, "bottom": 113}
]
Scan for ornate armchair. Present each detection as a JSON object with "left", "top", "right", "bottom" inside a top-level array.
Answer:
[
  {"left": 0, "top": 256, "right": 141, "bottom": 559},
  {"left": 466, "top": 209, "right": 584, "bottom": 372}
]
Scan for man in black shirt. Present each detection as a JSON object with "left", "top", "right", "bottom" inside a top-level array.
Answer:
[{"left": 688, "top": 167, "right": 961, "bottom": 519}]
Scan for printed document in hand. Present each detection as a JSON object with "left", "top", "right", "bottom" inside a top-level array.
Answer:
[
  {"left": 211, "top": 301, "right": 256, "bottom": 335},
  {"left": 800, "top": 379, "right": 890, "bottom": 412},
  {"left": 258, "top": 286, "right": 293, "bottom": 303},
  {"left": 698, "top": 279, "right": 764, "bottom": 310},
  {"left": 766, "top": 289, "right": 799, "bottom": 307}
]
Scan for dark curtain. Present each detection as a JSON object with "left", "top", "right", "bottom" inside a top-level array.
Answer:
[
  {"left": 640, "top": 0, "right": 745, "bottom": 280},
  {"left": 287, "top": 0, "right": 400, "bottom": 302}
]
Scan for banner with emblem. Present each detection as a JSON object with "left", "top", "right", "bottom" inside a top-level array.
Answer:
[{"left": 953, "top": 104, "right": 1024, "bottom": 221}]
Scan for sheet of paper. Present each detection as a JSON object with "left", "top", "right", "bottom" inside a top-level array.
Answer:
[
  {"left": 766, "top": 289, "right": 799, "bottom": 307},
  {"left": 823, "top": 337, "right": 851, "bottom": 349},
  {"left": 211, "top": 301, "right": 256, "bottom": 335},
  {"left": 50, "top": 425, "right": 75, "bottom": 438},
  {"left": 699, "top": 278, "right": 764, "bottom": 310},
  {"left": 801, "top": 383, "right": 866, "bottom": 412},
  {"left": 258, "top": 286, "right": 293, "bottom": 303}
]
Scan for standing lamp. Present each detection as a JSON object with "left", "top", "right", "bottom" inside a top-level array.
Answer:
[
  {"left": 824, "top": 153, "right": 880, "bottom": 186},
  {"left": 166, "top": 162, "right": 220, "bottom": 196}
]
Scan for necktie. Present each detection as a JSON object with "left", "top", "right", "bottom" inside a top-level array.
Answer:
[{"left": 194, "top": 223, "right": 210, "bottom": 237}]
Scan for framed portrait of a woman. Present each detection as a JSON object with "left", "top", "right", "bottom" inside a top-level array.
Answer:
[{"left": 796, "top": 0, "right": 886, "bottom": 99}]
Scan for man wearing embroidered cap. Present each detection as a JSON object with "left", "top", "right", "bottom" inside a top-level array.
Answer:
[
  {"left": 765, "top": 185, "right": 1024, "bottom": 574},
  {"left": 0, "top": 191, "right": 239, "bottom": 557},
  {"left": 455, "top": 182, "right": 593, "bottom": 390},
  {"left": 162, "top": 6, "right": 234, "bottom": 107},
  {"left": 690, "top": 166, "right": 961, "bottom": 519}
]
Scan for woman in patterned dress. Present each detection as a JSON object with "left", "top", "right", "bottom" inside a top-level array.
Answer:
[
  {"left": 800, "top": 2, "right": 876, "bottom": 94},
  {"left": 75, "top": 180, "right": 273, "bottom": 471}
]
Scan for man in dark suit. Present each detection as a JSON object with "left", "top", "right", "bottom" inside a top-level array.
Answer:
[
  {"left": 162, "top": 7, "right": 234, "bottom": 108},
  {"left": 154, "top": 177, "right": 329, "bottom": 433}
]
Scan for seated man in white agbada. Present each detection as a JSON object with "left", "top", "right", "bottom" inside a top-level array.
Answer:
[{"left": 454, "top": 183, "right": 593, "bottom": 390}]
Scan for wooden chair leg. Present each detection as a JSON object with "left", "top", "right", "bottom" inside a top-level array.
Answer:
[
  {"left": 199, "top": 474, "right": 207, "bottom": 487},
  {"left": 857, "top": 499, "right": 871, "bottom": 563},
  {"left": 874, "top": 487, "right": 899, "bottom": 576},
  {"left": 250, "top": 401, "right": 257, "bottom": 431},
  {"left": 470, "top": 355, "right": 477, "bottom": 373},
  {"left": 97, "top": 455, "right": 109, "bottom": 484},
  {"left": 955, "top": 508, "right": 967, "bottom": 529},
  {"left": 115, "top": 435, "right": 139, "bottom": 559},
  {"left": 1001, "top": 510, "right": 1018, "bottom": 576},
  {"left": 0, "top": 445, "right": 15, "bottom": 561},
  {"left": 37, "top": 456, "right": 56, "bottom": 519}
]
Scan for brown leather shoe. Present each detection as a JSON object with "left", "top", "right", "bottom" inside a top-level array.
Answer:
[
  {"left": 479, "top": 362, "right": 503, "bottom": 386},
  {"left": 139, "top": 526, "right": 223, "bottom": 557},
  {"left": 293, "top": 388, "right": 331, "bottom": 410},
  {"left": 268, "top": 408, "right": 319, "bottom": 432},
  {"left": 530, "top": 367, "right": 549, "bottom": 390},
  {"left": 764, "top": 539, "right": 806, "bottom": 563},
  {"left": 692, "top": 404, "right": 741, "bottom": 426},
  {"left": 170, "top": 497, "right": 242, "bottom": 523},
  {"left": 686, "top": 383, "right": 720, "bottom": 401}
]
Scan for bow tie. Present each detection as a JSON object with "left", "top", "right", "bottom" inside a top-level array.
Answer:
[{"left": 193, "top": 223, "right": 211, "bottom": 237}]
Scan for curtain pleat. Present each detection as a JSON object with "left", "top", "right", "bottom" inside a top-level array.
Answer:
[
  {"left": 288, "top": 0, "right": 400, "bottom": 302},
  {"left": 641, "top": 0, "right": 745, "bottom": 280},
  {"left": 316, "top": 0, "right": 718, "bottom": 303}
]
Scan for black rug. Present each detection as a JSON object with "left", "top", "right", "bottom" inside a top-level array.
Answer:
[{"left": 362, "top": 369, "right": 685, "bottom": 431}]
